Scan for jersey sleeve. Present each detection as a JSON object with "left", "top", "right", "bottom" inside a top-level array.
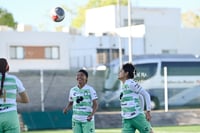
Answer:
[
  {"left": 139, "top": 89, "right": 151, "bottom": 111},
  {"left": 130, "top": 80, "right": 151, "bottom": 111},
  {"left": 68, "top": 89, "right": 73, "bottom": 102},
  {"left": 130, "top": 81, "right": 143, "bottom": 94},
  {"left": 90, "top": 87, "right": 98, "bottom": 100},
  {"left": 15, "top": 77, "right": 26, "bottom": 93}
]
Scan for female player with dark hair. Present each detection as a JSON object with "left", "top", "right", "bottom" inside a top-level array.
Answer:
[
  {"left": 119, "top": 63, "right": 152, "bottom": 133},
  {"left": 0, "top": 58, "right": 29, "bottom": 133},
  {"left": 63, "top": 69, "right": 98, "bottom": 133}
]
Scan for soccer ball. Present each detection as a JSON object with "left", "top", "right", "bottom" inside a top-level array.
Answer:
[{"left": 50, "top": 7, "right": 65, "bottom": 22}]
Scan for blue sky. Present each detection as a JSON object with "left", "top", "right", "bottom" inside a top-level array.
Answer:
[{"left": 0, "top": 0, "right": 200, "bottom": 31}]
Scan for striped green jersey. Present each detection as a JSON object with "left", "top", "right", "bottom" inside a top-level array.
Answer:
[
  {"left": 69, "top": 84, "right": 98, "bottom": 122},
  {"left": 0, "top": 74, "right": 25, "bottom": 113},
  {"left": 120, "top": 79, "right": 144, "bottom": 119}
]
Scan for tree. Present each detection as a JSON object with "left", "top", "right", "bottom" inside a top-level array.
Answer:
[
  {"left": 0, "top": 8, "right": 17, "bottom": 29},
  {"left": 70, "top": 0, "right": 128, "bottom": 29},
  {"left": 182, "top": 9, "right": 200, "bottom": 28}
]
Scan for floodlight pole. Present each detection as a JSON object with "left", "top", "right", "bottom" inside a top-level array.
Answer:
[
  {"left": 128, "top": 0, "right": 132, "bottom": 63},
  {"left": 117, "top": 0, "right": 122, "bottom": 69}
]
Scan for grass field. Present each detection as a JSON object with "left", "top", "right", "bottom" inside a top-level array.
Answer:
[{"left": 23, "top": 125, "right": 200, "bottom": 133}]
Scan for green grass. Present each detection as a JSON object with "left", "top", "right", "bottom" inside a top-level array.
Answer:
[{"left": 23, "top": 125, "right": 200, "bottom": 133}]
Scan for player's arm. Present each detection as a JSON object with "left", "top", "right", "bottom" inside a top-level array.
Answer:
[
  {"left": 140, "top": 89, "right": 152, "bottom": 121},
  {"left": 87, "top": 99, "right": 98, "bottom": 121},
  {"left": 16, "top": 91, "right": 29, "bottom": 103},
  {"left": 16, "top": 78, "right": 29, "bottom": 103},
  {"left": 63, "top": 101, "right": 73, "bottom": 114},
  {"left": 91, "top": 99, "right": 98, "bottom": 116}
]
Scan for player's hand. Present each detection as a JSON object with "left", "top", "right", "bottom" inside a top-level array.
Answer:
[
  {"left": 146, "top": 111, "right": 151, "bottom": 121},
  {"left": 87, "top": 114, "right": 93, "bottom": 121},
  {"left": 63, "top": 108, "right": 68, "bottom": 114}
]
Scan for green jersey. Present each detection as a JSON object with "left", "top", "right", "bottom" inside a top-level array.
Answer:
[
  {"left": 69, "top": 84, "right": 98, "bottom": 122},
  {"left": 120, "top": 79, "right": 151, "bottom": 119},
  {"left": 0, "top": 74, "right": 25, "bottom": 113}
]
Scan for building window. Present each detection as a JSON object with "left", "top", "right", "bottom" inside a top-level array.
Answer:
[
  {"left": 10, "top": 46, "right": 60, "bottom": 59},
  {"left": 97, "top": 48, "right": 124, "bottom": 64},
  {"left": 45, "top": 46, "right": 59, "bottom": 59},
  {"left": 123, "top": 19, "right": 144, "bottom": 27},
  {"left": 10, "top": 46, "right": 24, "bottom": 59},
  {"left": 162, "top": 49, "right": 177, "bottom": 54}
]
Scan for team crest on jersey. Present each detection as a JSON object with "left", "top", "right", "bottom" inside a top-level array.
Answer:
[
  {"left": 123, "top": 84, "right": 129, "bottom": 90},
  {"left": 90, "top": 128, "right": 94, "bottom": 132},
  {"left": 84, "top": 90, "right": 90, "bottom": 96}
]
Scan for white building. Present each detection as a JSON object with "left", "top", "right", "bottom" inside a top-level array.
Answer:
[
  {"left": 0, "top": 5, "right": 200, "bottom": 72},
  {"left": 0, "top": 31, "right": 122, "bottom": 72},
  {"left": 0, "top": 32, "right": 70, "bottom": 72},
  {"left": 85, "top": 5, "right": 181, "bottom": 54},
  {"left": 85, "top": 5, "right": 200, "bottom": 55}
]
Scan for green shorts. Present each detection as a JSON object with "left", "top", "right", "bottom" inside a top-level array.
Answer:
[
  {"left": 0, "top": 110, "right": 20, "bottom": 133},
  {"left": 72, "top": 119, "right": 95, "bottom": 133},
  {"left": 122, "top": 113, "right": 151, "bottom": 133}
]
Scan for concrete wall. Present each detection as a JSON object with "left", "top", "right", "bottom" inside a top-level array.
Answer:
[{"left": 95, "top": 109, "right": 200, "bottom": 128}]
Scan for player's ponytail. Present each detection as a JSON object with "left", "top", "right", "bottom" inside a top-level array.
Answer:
[{"left": 0, "top": 58, "right": 9, "bottom": 96}]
